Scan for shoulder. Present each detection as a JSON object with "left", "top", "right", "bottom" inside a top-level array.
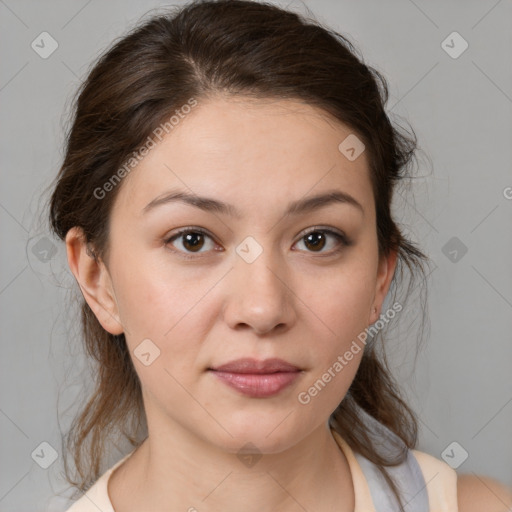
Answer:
[
  {"left": 457, "top": 473, "right": 512, "bottom": 512},
  {"left": 410, "top": 449, "right": 458, "bottom": 510},
  {"left": 64, "top": 477, "right": 112, "bottom": 512},
  {"left": 63, "top": 467, "right": 115, "bottom": 512},
  {"left": 412, "top": 449, "right": 512, "bottom": 512},
  {"left": 64, "top": 449, "right": 137, "bottom": 512}
]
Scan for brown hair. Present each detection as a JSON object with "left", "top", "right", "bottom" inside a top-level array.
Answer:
[{"left": 49, "top": 0, "right": 430, "bottom": 508}]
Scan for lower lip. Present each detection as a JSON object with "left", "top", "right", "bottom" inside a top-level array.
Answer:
[{"left": 209, "top": 370, "right": 300, "bottom": 398}]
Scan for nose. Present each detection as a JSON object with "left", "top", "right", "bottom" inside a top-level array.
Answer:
[{"left": 222, "top": 247, "right": 296, "bottom": 336}]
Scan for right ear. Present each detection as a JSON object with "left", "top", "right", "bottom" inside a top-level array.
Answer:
[{"left": 65, "top": 227, "right": 124, "bottom": 335}]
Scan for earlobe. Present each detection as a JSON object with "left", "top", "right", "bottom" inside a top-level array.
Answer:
[
  {"left": 369, "top": 249, "right": 398, "bottom": 324},
  {"left": 65, "top": 227, "right": 124, "bottom": 335}
]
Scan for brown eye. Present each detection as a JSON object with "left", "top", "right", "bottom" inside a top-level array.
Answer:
[
  {"left": 303, "top": 231, "right": 327, "bottom": 252},
  {"left": 294, "top": 229, "right": 349, "bottom": 255},
  {"left": 181, "top": 232, "right": 205, "bottom": 252},
  {"left": 165, "top": 228, "right": 216, "bottom": 257}
]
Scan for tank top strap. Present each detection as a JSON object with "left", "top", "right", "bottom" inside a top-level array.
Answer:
[
  {"left": 331, "top": 402, "right": 458, "bottom": 511},
  {"left": 353, "top": 447, "right": 429, "bottom": 511}
]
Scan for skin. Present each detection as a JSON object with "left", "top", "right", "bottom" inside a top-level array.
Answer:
[
  {"left": 458, "top": 475, "right": 512, "bottom": 512},
  {"left": 65, "top": 96, "right": 511, "bottom": 511}
]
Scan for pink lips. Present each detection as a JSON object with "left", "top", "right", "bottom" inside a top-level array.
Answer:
[{"left": 208, "top": 358, "right": 301, "bottom": 398}]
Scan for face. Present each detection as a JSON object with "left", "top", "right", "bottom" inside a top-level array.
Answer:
[{"left": 70, "top": 96, "right": 396, "bottom": 454}]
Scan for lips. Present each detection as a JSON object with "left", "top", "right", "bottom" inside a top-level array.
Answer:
[
  {"left": 209, "top": 358, "right": 300, "bottom": 374},
  {"left": 208, "top": 358, "right": 302, "bottom": 398}
]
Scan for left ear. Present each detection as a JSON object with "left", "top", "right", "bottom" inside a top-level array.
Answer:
[{"left": 369, "top": 248, "right": 398, "bottom": 325}]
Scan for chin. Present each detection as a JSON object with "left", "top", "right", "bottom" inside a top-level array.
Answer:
[{"left": 206, "top": 413, "right": 311, "bottom": 455}]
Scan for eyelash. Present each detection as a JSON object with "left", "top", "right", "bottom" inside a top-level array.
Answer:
[{"left": 163, "top": 226, "right": 352, "bottom": 260}]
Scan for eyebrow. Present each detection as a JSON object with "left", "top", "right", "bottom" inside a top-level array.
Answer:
[{"left": 142, "top": 188, "right": 364, "bottom": 218}]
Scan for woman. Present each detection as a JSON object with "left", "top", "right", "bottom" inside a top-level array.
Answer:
[{"left": 49, "top": 1, "right": 512, "bottom": 510}]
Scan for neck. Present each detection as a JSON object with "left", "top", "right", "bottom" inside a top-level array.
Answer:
[{"left": 109, "top": 416, "right": 354, "bottom": 512}]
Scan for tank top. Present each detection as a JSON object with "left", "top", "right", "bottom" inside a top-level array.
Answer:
[
  {"left": 330, "top": 403, "right": 458, "bottom": 511},
  {"left": 64, "top": 413, "right": 458, "bottom": 511}
]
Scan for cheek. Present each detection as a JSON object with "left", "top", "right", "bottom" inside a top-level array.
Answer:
[
  {"left": 110, "top": 251, "right": 216, "bottom": 373},
  {"left": 293, "top": 259, "right": 376, "bottom": 408},
  {"left": 112, "top": 268, "right": 205, "bottom": 398},
  {"left": 302, "top": 262, "right": 376, "bottom": 343},
  {"left": 110, "top": 245, "right": 193, "bottom": 334},
  {"left": 113, "top": 269, "right": 174, "bottom": 335}
]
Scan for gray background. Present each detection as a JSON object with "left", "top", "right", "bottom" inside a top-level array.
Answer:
[{"left": 1, "top": 0, "right": 511, "bottom": 510}]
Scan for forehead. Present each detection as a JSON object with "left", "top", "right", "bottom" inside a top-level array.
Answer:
[{"left": 113, "top": 95, "right": 374, "bottom": 220}]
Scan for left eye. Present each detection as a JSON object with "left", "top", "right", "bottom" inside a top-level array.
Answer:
[
  {"left": 294, "top": 229, "right": 348, "bottom": 253},
  {"left": 164, "top": 228, "right": 349, "bottom": 258}
]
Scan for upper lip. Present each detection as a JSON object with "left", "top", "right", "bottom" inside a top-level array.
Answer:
[{"left": 209, "top": 358, "right": 300, "bottom": 374}]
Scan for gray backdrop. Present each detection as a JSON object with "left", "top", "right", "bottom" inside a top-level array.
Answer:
[{"left": 1, "top": 0, "right": 511, "bottom": 510}]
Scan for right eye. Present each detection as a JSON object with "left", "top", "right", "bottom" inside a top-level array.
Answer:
[{"left": 164, "top": 228, "right": 220, "bottom": 259}]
